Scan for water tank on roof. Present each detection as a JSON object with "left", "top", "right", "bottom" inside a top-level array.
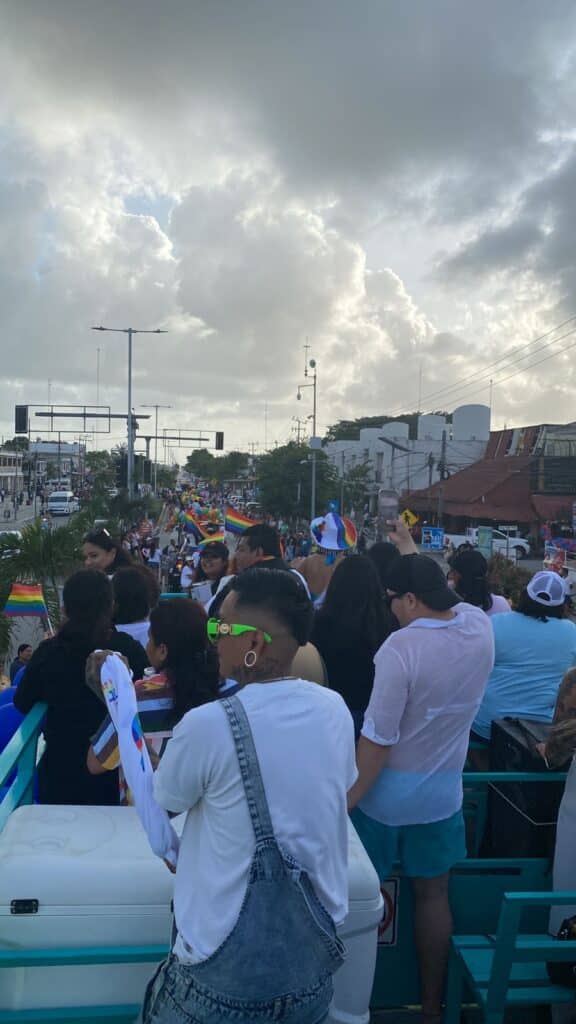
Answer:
[
  {"left": 452, "top": 404, "right": 491, "bottom": 442},
  {"left": 417, "top": 415, "right": 446, "bottom": 441},
  {"left": 375, "top": 421, "right": 409, "bottom": 440}
]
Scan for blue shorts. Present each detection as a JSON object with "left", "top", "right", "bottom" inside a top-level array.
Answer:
[{"left": 350, "top": 806, "right": 466, "bottom": 880}]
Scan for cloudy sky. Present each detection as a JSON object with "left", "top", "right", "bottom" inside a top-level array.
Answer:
[{"left": 3, "top": 1, "right": 576, "bottom": 458}]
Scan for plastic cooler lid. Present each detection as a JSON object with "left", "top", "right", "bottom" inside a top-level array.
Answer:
[{"left": 0, "top": 805, "right": 175, "bottom": 909}]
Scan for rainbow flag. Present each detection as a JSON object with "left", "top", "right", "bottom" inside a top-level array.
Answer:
[
  {"left": 4, "top": 583, "right": 48, "bottom": 618},
  {"left": 224, "top": 506, "right": 259, "bottom": 535},
  {"left": 340, "top": 518, "right": 358, "bottom": 549},
  {"left": 198, "top": 529, "right": 226, "bottom": 547}
]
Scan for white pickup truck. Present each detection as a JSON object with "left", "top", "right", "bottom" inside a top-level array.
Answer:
[{"left": 444, "top": 528, "right": 530, "bottom": 560}]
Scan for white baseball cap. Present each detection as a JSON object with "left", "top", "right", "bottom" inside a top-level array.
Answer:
[{"left": 526, "top": 570, "right": 566, "bottom": 607}]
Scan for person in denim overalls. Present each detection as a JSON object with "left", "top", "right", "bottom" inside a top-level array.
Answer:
[{"left": 143, "top": 568, "right": 355, "bottom": 1024}]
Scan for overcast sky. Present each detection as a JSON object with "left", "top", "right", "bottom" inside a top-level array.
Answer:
[{"left": 3, "top": 0, "right": 576, "bottom": 458}]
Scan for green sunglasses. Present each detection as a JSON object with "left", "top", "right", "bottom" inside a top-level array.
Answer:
[{"left": 207, "top": 618, "right": 272, "bottom": 645}]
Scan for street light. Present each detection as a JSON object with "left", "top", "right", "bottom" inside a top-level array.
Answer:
[
  {"left": 297, "top": 356, "right": 318, "bottom": 521},
  {"left": 91, "top": 325, "right": 167, "bottom": 499},
  {"left": 141, "top": 404, "right": 173, "bottom": 494}
]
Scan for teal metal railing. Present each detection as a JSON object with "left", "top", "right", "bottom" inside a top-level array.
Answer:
[{"left": 0, "top": 702, "right": 46, "bottom": 833}]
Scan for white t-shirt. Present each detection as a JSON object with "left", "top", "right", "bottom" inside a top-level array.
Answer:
[
  {"left": 154, "top": 680, "right": 357, "bottom": 964},
  {"left": 180, "top": 565, "right": 194, "bottom": 589},
  {"left": 487, "top": 594, "right": 511, "bottom": 617},
  {"left": 360, "top": 603, "right": 495, "bottom": 826},
  {"left": 116, "top": 620, "right": 150, "bottom": 649}
]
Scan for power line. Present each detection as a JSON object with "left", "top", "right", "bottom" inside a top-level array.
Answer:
[
  {"left": 417, "top": 325, "right": 576, "bottom": 415},
  {"left": 388, "top": 313, "right": 576, "bottom": 416}
]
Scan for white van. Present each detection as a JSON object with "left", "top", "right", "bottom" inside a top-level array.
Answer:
[{"left": 47, "top": 491, "right": 79, "bottom": 517}]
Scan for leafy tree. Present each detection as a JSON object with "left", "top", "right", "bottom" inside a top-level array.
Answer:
[
  {"left": 341, "top": 461, "right": 373, "bottom": 515},
  {"left": 1, "top": 437, "right": 29, "bottom": 451},
  {"left": 185, "top": 449, "right": 216, "bottom": 479},
  {"left": 0, "top": 519, "right": 83, "bottom": 652},
  {"left": 155, "top": 465, "right": 178, "bottom": 490},
  {"left": 256, "top": 442, "right": 337, "bottom": 519}
]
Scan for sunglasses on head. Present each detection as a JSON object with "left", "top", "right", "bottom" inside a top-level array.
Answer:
[{"left": 206, "top": 618, "right": 272, "bottom": 645}]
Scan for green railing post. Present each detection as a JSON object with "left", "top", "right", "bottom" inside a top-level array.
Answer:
[{"left": 0, "top": 702, "right": 46, "bottom": 832}]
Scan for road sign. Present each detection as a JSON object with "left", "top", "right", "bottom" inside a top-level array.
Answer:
[
  {"left": 421, "top": 526, "right": 445, "bottom": 551},
  {"left": 400, "top": 508, "right": 418, "bottom": 527},
  {"left": 477, "top": 526, "right": 493, "bottom": 559}
]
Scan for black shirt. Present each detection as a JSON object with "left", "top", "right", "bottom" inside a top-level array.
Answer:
[{"left": 14, "top": 628, "right": 148, "bottom": 806}]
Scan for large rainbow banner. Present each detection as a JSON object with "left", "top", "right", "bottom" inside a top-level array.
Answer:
[{"left": 4, "top": 583, "right": 48, "bottom": 618}]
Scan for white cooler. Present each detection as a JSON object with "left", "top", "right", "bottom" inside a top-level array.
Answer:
[{"left": 0, "top": 805, "right": 382, "bottom": 1023}]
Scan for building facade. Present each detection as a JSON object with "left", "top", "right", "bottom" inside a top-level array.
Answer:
[
  {"left": 29, "top": 440, "right": 85, "bottom": 489},
  {"left": 324, "top": 404, "right": 490, "bottom": 500},
  {"left": 0, "top": 451, "right": 24, "bottom": 495}
]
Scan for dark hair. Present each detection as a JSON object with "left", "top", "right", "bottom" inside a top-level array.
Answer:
[
  {"left": 60, "top": 569, "right": 114, "bottom": 650},
  {"left": 516, "top": 589, "right": 566, "bottom": 623},
  {"left": 320, "top": 555, "right": 387, "bottom": 653},
  {"left": 241, "top": 524, "right": 282, "bottom": 558},
  {"left": 17, "top": 643, "right": 32, "bottom": 656},
  {"left": 113, "top": 566, "right": 159, "bottom": 624},
  {"left": 149, "top": 599, "right": 219, "bottom": 723},
  {"left": 366, "top": 541, "right": 400, "bottom": 589},
  {"left": 231, "top": 568, "right": 313, "bottom": 646},
  {"left": 82, "top": 529, "right": 132, "bottom": 570},
  {"left": 448, "top": 550, "right": 493, "bottom": 612}
]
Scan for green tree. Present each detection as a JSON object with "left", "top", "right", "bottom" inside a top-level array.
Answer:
[
  {"left": 185, "top": 450, "right": 216, "bottom": 479},
  {"left": 256, "top": 442, "right": 337, "bottom": 519},
  {"left": 213, "top": 451, "right": 249, "bottom": 484},
  {"left": 341, "top": 461, "right": 372, "bottom": 515},
  {"left": 0, "top": 519, "right": 84, "bottom": 652}
]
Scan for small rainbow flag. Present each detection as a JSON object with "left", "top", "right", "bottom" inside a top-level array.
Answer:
[
  {"left": 198, "top": 529, "right": 226, "bottom": 547},
  {"left": 4, "top": 582, "right": 48, "bottom": 618},
  {"left": 224, "top": 506, "right": 259, "bottom": 535},
  {"left": 340, "top": 518, "right": 358, "bottom": 549}
]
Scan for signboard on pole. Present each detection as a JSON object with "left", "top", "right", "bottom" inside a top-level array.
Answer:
[
  {"left": 476, "top": 526, "right": 493, "bottom": 559},
  {"left": 421, "top": 526, "right": 445, "bottom": 551}
]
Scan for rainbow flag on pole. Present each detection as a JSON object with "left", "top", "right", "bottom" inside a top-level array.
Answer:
[
  {"left": 224, "top": 507, "right": 259, "bottom": 535},
  {"left": 4, "top": 583, "right": 48, "bottom": 618}
]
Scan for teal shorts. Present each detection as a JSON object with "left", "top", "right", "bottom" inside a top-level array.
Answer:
[{"left": 350, "top": 806, "right": 466, "bottom": 881}]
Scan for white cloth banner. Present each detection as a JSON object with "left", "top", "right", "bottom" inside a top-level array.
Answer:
[{"left": 100, "top": 652, "right": 179, "bottom": 868}]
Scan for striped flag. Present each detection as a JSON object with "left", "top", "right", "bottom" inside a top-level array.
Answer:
[
  {"left": 224, "top": 506, "right": 259, "bottom": 535},
  {"left": 4, "top": 583, "right": 48, "bottom": 618}
]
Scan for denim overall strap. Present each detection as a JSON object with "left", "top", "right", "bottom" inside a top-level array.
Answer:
[{"left": 220, "top": 695, "right": 275, "bottom": 843}]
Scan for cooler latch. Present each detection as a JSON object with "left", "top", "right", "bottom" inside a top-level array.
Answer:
[{"left": 10, "top": 899, "right": 39, "bottom": 915}]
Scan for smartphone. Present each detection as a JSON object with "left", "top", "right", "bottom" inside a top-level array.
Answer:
[{"left": 377, "top": 490, "right": 399, "bottom": 534}]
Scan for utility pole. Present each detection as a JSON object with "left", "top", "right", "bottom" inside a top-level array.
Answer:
[
  {"left": 141, "top": 404, "right": 172, "bottom": 494},
  {"left": 91, "top": 325, "right": 167, "bottom": 500},
  {"left": 437, "top": 430, "right": 447, "bottom": 525},
  {"left": 292, "top": 417, "right": 306, "bottom": 443},
  {"left": 297, "top": 348, "right": 318, "bottom": 521}
]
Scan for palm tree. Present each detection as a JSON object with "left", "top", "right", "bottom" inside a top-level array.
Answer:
[{"left": 0, "top": 520, "right": 82, "bottom": 654}]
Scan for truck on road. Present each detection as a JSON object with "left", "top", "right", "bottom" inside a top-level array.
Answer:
[{"left": 444, "top": 527, "right": 530, "bottom": 560}]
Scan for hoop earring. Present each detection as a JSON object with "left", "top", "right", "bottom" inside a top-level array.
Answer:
[{"left": 244, "top": 650, "right": 257, "bottom": 669}]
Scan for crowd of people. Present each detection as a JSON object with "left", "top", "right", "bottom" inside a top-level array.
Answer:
[{"left": 5, "top": 507, "right": 576, "bottom": 1023}]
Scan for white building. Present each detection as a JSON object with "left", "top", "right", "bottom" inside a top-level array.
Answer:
[
  {"left": 29, "top": 440, "right": 85, "bottom": 486},
  {"left": 0, "top": 451, "right": 24, "bottom": 495},
  {"left": 324, "top": 404, "right": 490, "bottom": 499}
]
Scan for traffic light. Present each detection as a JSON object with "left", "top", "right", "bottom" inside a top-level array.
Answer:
[
  {"left": 15, "top": 406, "right": 28, "bottom": 434},
  {"left": 115, "top": 454, "right": 127, "bottom": 488},
  {"left": 215, "top": 431, "right": 224, "bottom": 451}
]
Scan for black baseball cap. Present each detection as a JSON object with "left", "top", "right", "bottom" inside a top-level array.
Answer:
[
  {"left": 386, "top": 554, "right": 460, "bottom": 612},
  {"left": 200, "top": 541, "right": 229, "bottom": 560}
]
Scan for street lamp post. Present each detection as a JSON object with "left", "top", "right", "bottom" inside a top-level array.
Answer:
[
  {"left": 297, "top": 356, "right": 318, "bottom": 522},
  {"left": 141, "top": 404, "right": 172, "bottom": 494},
  {"left": 91, "top": 326, "right": 167, "bottom": 500}
]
